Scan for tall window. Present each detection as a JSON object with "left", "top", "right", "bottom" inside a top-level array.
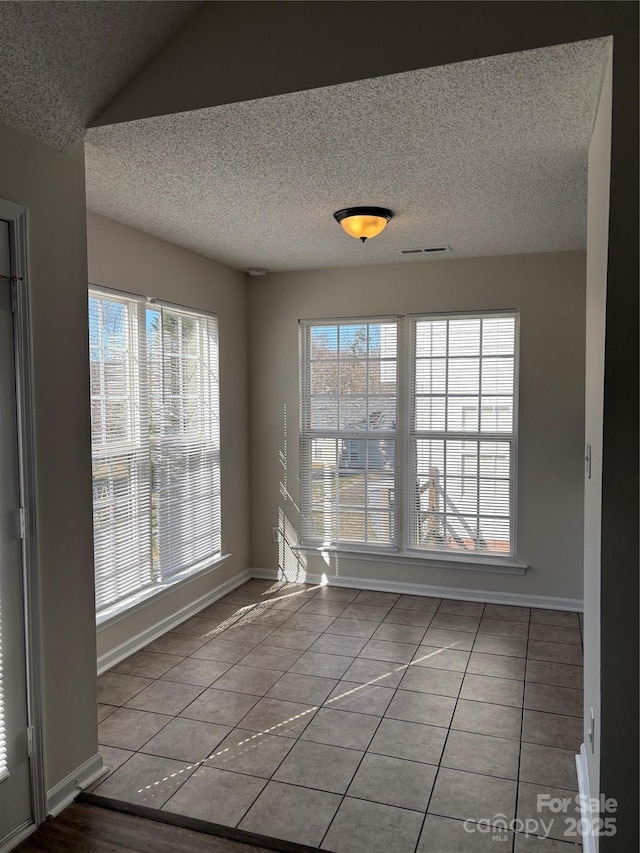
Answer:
[
  {"left": 300, "top": 319, "right": 398, "bottom": 548},
  {"left": 89, "top": 288, "right": 221, "bottom": 614},
  {"left": 300, "top": 312, "right": 518, "bottom": 559}
]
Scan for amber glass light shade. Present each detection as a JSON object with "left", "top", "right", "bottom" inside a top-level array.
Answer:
[{"left": 333, "top": 207, "right": 393, "bottom": 242}]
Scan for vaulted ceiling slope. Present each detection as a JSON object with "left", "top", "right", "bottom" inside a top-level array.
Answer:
[
  {"left": 86, "top": 39, "right": 608, "bottom": 272},
  {"left": 0, "top": 1, "right": 201, "bottom": 151}
]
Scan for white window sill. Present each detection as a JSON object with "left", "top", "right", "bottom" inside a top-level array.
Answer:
[
  {"left": 96, "top": 553, "right": 231, "bottom": 631},
  {"left": 293, "top": 545, "right": 527, "bottom": 575},
  {"left": 0, "top": 768, "right": 9, "bottom": 786}
]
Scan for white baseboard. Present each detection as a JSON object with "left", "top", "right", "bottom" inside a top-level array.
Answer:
[
  {"left": 250, "top": 567, "right": 583, "bottom": 612},
  {"left": 47, "top": 753, "right": 106, "bottom": 817},
  {"left": 576, "top": 743, "right": 597, "bottom": 853},
  {"left": 97, "top": 569, "right": 251, "bottom": 674}
]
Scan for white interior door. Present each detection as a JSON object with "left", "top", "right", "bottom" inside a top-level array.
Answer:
[{"left": 0, "top": 218, "right": 32, "bottom": 845}]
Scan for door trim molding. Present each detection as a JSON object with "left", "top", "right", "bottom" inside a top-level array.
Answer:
[{"left": 0, "top": 199, "right": 47, "bottom": 825}]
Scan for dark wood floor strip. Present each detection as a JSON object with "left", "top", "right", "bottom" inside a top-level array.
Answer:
[
  {"left": 81, "top": 793, "right": 323, "bottom": 853},
  {"left": 12, "top": 802, "right": 273, "bottom": 853}
]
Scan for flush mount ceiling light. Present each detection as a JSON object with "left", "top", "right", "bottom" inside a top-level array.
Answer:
[{"left": 333, "top": 207, "right": 393, "bottom": 242}]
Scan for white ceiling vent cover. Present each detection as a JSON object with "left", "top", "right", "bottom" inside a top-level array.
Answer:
[{"left": 400, "top": 245, "right": 452, "bottom": 255}]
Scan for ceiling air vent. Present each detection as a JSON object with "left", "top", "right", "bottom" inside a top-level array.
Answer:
[{"left": 400, "top": 245, "right": 452, "bottom": 255}]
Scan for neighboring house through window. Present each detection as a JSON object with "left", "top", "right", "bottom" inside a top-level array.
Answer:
[{"left": 300, "top": 311, "right": 518, "bottom": 559}]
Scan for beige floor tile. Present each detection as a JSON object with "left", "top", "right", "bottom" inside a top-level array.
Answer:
[
  {"left": 369, "top": 718, "right": 447, "bottom": 764},
  {"left": 238, "top": 644, "right": 303, "bottom": 670},
  {"left": 473, "top": 634, "right": 527, "bottom": 657},
  {"left": 323, "top": 796, "right": 423, "bottom": 853},
  {"left": 301, "top": 707, "right": 380, "bottom": 750},
  {"left": 347, "top": 752, "right": 436, "bottom": 811},
  {"left": 438, "top": 599, "right": 485, "bottom": 617},
  {"left": 517, "top": 782, "right": 582, "bottom": 842},
  {"left": 124, "top": 680, "right": 204, "bottom": 716},
  {"left": 309, "top": 633, "right": 368, "bottom": 656},
  {"left": 290, "top": 650, "right": 354, "bottom": 678},
  {"left": 372, "top": 622, "right": 427, "bottom": 644},
  {"left": 323, "top": 680, "right": 395, "bottom": 715},
  {"left": 113, "top": 651, "right": 184, "bottom": 678},
  {"left": 239, "top": 781, "right": 341, "bottom": 847},
  {"left": 342, "top": 603, "right": 392, "bottom": 621},
  {"left": 359, "top": 638, "right": 418, "bottom": 664},
  {"left": 273, "top": 739, "right": 363, "bottom": 793},
  {"left": 412, "top": 645, "right": 470, "bottom": 672},
  {"left": 417, "top": 814, "right": 512, "bottom": 851},
  {"left": 460, "top": 673, "right": 524, "bottom": 708},
  {"left": 519, "top": 742, "right": 578, "bottom": 790},
  {"left": 326, "top": 617, "right": 380, "bottom": 638},
  {"left": 190, "top": 637, "right": 257, "bottom": 663},
  {"left": 528, "top": 625, "right": 581, "bottom": 646},
  {"left": 261, "top": 627, "right": 321, "bottom": 650},
  {"left": 483, "top": 604, "right": 530, "bottom": 623},
  {"left": 525, "top": 660, "right": 583, "bottom": 689},
  {"left": 267, "top": 672, "right": 338, "bottom": 704},
  {"left": 204, "top": 727, "right": 295, "bottom": 777},
  {"left": 162, "top": 765, "right": 266, "bottom": 825},
  {"left": 400, "top": 665, "right": 463, "bottom": 697},
  {"left": 210, "top": 663, "right": 283, "bottom": 696},
  {"left": 383, "top": 608, "right": 435, "bottom": 628},
  {"left": 521, "top": 709, "right": 583, "bottom": 751},
  {"left": 385, "top": 689, "right": 456, "bottom": 728},
  {"left": 524, "top": 682, "right": 582, "bottom": 717},
  {"left": 179, "top": 687, "right": 259, "bottom": 726},
  {"left": 478, "top": 618, "right": 529, "bottom": 638},
  {"left": 527, "top": 641, "right": 583, "bottom": 666},
  {"left": 441, "top": 729, "right": 520, "bottom": 780},
  {"left": 94, "top": 752, "right": 195, "bottom": 808},
  {"left": 467, "top": 652, "right": 526, "bottom": 680},
  {"left": 342, "top": 657, "right": 406, "bottom": 688},
  {"left": 98, "top": 707, "right": 172, "bottom": 750},
  {"left": 451, "top": 699, "right": 522, "bottom": 740},
  {"left": 97, "top": 673, "right": 153, "bottom": 706},
  {"left": 238, "top": 696, "right": 318, "bottom": 738},
  {"left": 160, "top": 657, "right": 231, "bottom": 687},
  {"left": 530, "top": 609, "right": 580, "bottom": 628},
  {"left": 428, "top": 767, "right": 517, "bottom": 823},
  {"left": 422, "top": 627, "right": 476, "bottom": 651},
  {"left": 430, "top": 613, "right": 481, "bottom": 633},
  {"left": 138, "top": 717, "right": 231, "bottom": 763}
]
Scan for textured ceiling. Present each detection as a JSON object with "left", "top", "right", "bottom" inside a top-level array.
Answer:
[
  {"left": 0, "top": 1, "right": 200, "bottom": 151},
  {"left": 85, "top": 38, "right": 608, "bottom": 272}
]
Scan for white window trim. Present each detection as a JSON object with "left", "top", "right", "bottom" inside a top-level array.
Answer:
[
  {"left": 299, "top": 311, "right": 523, "bottom": 573},
  {"left": 96, "top": 553, "right": 231, "bottom": 630},
  {"left": 292, "top": 544, "right": 527, "bottom": 575}
]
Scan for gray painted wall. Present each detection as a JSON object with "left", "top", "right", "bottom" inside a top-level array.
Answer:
[
  {"left": 87, "top": 212, "right": 251, "bottom": 661},
  {"left": 0, "top": 121, "right": 97, "bottom": 791},
  {"left": 249, "top": 251, "right": 586, "bottom": 602}
]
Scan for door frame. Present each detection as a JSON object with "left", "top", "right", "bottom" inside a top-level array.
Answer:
[{"left": 0, "top": 197, "right": 47, "bottom": 834}]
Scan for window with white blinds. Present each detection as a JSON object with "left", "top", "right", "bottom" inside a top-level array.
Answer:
[
  {"left": 410, "top": 313, "right": 517, "bottom": 556},
  {"left": 300, "top": 319, "right": 398, "bottom": 549},
  {"left": 299, "top": 312, "right": 518, "bottom": 560},
  {"left": 89, "top": 288, "right": 221, "bottom": 614}
]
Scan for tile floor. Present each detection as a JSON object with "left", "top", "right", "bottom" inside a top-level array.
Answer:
[{"left": 93, "top": 579, "right": 584, "bottom": 852}]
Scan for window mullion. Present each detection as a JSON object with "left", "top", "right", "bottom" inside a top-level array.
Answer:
[{"left": 396, "top": 316, "right": 409, "bottom": 552}]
